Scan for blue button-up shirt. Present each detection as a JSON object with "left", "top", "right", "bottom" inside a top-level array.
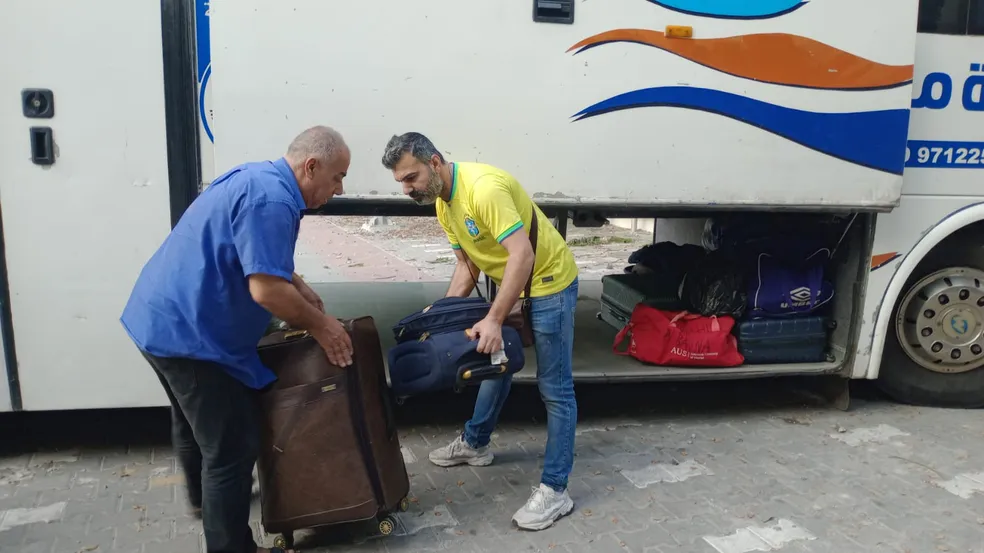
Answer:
[{"left": 121, "top": 157, "right": 306, "bottom": 389}]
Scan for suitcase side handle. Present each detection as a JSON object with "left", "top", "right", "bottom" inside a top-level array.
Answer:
[{"left": 456, "top": 360, "right": 509, "bottom": 388}]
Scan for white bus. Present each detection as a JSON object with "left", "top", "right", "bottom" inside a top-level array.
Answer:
[{"left": 1, "top": 0, "right": 982, "bottom": 412}]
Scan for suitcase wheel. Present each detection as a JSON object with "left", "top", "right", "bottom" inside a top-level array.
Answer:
[
  {"left": 273, "top": 533, "right": 294, "bottom": 549},
  {"left": 399, "top": 496, "right": 410, "bottom": 512},
  {"left": 378, "top": 517, "right": 396, "bottom": 536}
]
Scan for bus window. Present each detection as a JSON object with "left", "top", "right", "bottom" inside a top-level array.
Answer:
[
  {"left": 918, "top": 0, "right": 970, "bottom": 34},
  {"left": 970, "top": 0, "right": 984, "bottom": 34}
]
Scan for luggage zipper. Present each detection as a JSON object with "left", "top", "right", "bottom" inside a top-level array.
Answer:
[
  {"left": 403, "top": 303, "right": 490, "bottom": 322},
  {"left": 344, "top": 367, "right": 388, "bottom": 509},
  {"left": 412, "top": 320, "right": 478, "bottom": 339}
]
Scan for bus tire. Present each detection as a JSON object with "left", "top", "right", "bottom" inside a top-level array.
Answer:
[{"left": 877, "top": 235, "right": 984, "bottom": 408}]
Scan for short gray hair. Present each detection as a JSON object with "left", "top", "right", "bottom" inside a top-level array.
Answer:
[
  {"left": 286, "top": 125, "right": 346, "bottom": 162},
  {"left": 381, "top": 132, "right": 445, "bottom": 169}
]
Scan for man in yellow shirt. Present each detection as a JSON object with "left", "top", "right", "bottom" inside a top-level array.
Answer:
[{"left": 382, "top": 132, "right": 580, "bottom": 531}]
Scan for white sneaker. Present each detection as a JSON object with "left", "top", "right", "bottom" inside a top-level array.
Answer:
[
  {"left": 428, "top": 435, "right": 494, "bottom": 467},
  {"left": 512, "top": 484, "right": 575, "bottom": 531}
]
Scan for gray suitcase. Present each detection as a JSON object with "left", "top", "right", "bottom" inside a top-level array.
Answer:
[{"left": 599, "top": 273, "right": 684, "bottom": 330}]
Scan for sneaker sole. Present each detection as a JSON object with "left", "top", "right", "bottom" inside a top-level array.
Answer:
[
  {"left": 428, "top": 454, "right": 494, "bottom": 468},
  {"left": 513, "top": 498, "right": 575, "bottom": 531}
]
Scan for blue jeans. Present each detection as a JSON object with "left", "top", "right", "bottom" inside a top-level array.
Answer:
[{"left": 463, "top": 277, "right": 579, "bottom": 492}]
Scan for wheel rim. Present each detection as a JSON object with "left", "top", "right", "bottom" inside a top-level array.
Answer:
[
  {"left": 379, "top": 520, "right": 394, "bottom": 535},
  {"left": 896, "top": 267, "right": 984, "bottom": 373}
]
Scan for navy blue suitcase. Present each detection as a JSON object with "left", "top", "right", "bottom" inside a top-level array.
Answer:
[
  {"left": 392, "top": 296, "right": 490, "bottom": 343},
  {"left": 387, "top": 325, "right": 526, "bottom": 397},
  {"left": 735, "top": 316, "right": 834, "bottom": 364}
]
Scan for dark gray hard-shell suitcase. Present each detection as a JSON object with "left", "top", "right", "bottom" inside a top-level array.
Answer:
[
  {"left": 736, "top": 315, "right": 835, "bottom": 364},
  {"left": 598, "top": 273, "right": 684, "bottom": 330}
]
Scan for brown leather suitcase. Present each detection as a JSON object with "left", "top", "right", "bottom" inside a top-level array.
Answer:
[{"left": 255, "top": 316, "right": 410, "bottom": 549}]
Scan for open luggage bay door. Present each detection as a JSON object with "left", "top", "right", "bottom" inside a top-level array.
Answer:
[{"left": 207, "top": 0, "right": 918, "bottom": 211}]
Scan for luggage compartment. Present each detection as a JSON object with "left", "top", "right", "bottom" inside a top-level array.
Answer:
[
  {"left": 255, "top": 317, "right": 411, "bottom": 545},
  {"left": 309, "top": 212, "right": 872, "bottom": 383}
]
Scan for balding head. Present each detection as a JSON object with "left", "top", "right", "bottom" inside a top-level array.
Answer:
[
  {"left": 285, "top": 126, "right": 351, "bottom": 209},
  {"left": 286, "top": 125, "right": 347, "bottom": 164}
]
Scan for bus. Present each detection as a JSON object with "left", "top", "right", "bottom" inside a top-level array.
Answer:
[{"left": 1, "top": 0, "right": 982, "bottom": 412}]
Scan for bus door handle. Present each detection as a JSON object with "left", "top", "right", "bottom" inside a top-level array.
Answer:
[{"left": 30, "top": 127, "right": 55, "bottom": 166}]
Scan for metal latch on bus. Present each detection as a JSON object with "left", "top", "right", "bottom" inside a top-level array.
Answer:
[{"left": 533, "top": 0, "right": 574, "bottom": 24}]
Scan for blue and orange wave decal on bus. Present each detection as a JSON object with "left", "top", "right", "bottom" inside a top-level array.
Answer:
[
  {"left": 568, "top": 12, "right": 915, "bottom": 176},
  {"left": 572, "top": 87, "right": 910, "bottom": 175},
  {"left": 568, "top": 31, "right": 913, "bottom": 91}
]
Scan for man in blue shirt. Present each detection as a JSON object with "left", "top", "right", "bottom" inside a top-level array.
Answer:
[{"left": 120, "top": 126, "right": 352, "bottom": 553}]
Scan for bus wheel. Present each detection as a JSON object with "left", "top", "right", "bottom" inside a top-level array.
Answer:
[{"left": 879, "top": 244, "right": 984, "bottom": 408}]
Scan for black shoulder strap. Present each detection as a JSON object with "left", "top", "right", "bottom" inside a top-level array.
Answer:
[
  {"left": 524, "top": 209, "right": 539, "bottom": 299},
  {"left": 483, "top": 207, "right": 538, "bottom": 300}
]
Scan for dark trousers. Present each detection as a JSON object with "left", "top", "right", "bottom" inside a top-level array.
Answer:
[{"left": 141, "top": 350, "right": 260, "bottom": 553}]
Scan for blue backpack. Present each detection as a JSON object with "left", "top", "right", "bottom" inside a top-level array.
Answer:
[
  {"left": 731, "top": 217, "right": 854, "bottom": 319},
  {"left": 746, "top": 249, "right": 834, "bottom": 318},
  {"left": 387, "top": 325, "right": 526, "bottom": 398}
]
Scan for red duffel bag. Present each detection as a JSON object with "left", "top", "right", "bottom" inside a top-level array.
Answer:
[{"left": 613, "top": 304, "right": 744, "bottom": 367}]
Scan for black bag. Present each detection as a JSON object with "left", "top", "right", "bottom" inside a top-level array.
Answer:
[
  {"left": 681, "top": 250, "right": 747, "bottom": 318},
  {"left": 627, "top": 241, "right": 706, "bottom": 282}
]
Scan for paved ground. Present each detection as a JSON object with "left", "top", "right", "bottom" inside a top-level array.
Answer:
[
  {"left": 291, "top": 216, "right": 647, "bottom": 284},
  {"left": 2, "top": 379, "right": 984, "bottom": 553}
]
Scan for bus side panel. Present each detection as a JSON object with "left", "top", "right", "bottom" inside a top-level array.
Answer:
[
  {"left": 0, "top": 1, "right": 173, "bottom": 410},
  {"left": 208, "top": 0, "right": 918, "bottom": 210},
  {"left": 901, "top": 34, "right": 984, "bottom": 196}
]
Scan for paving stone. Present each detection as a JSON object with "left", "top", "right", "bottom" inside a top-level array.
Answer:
[
  {"left": 143, "top": 534, "right": 203, "bottom": 553},
  {"left": 614, "top": 526, "right": 677, "bottom": 552},
  {"left": 10, "top": 472, "right": 73, "bottom": 495},
  {"left": 16, "top": 538, "right": 56, "bottom": 553},
  {"left": 19, "top": 514, "right": 89, "bottom": 551},
  {"left": 657, "top": 515, "right": 724, "bottom": 549},
  {"left": 0, "top": 524, "right": 28, "bottom": 548},
  {"left": 112, "top": 517, "right": 174, "bottom": 548},
  {"left": 561, "top": 534, "right": 631, "bottom": 553},
  {"left": 72, "top": 525, "right": 115, "bottom": 549}
]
